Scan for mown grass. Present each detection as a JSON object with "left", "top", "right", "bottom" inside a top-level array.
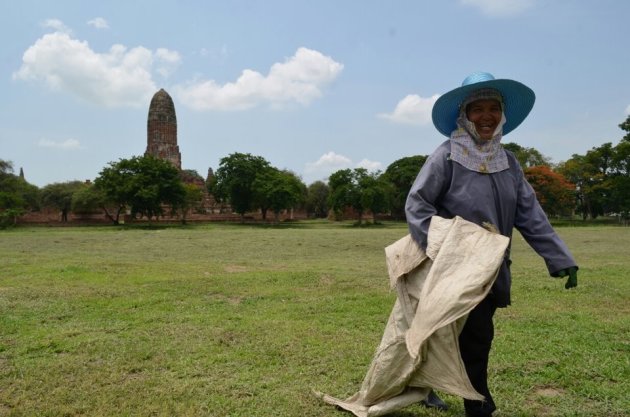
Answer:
[{"left": 0, "top": 222, "right": 628, "bottom": 416}]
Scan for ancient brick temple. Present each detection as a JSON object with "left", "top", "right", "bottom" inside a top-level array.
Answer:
[
  {"left": 17, "top": 88, "right": 307, "bottom": 224},
  {"left": 144, "top": 89, "right": 224, "bottom": 216},
  {"left": 145, "top": 89, "right": 181, "bottom": 169}
]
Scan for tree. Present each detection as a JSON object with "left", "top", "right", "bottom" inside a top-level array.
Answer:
[
  {"left": 584, "top": 143, "right": 616, "bottom": 217},
  {"left": 253, "top": 169, "right": 306, "bottom": 223},
  {"left": 40, "top": 181, "right": 87, "bottom": 222},
  {"left": 213, "top": 152, "right": 271, "bottom": 221},
  {"left": 609, "top": 140, "right": 630, "bottom": 222},
  {"left": 557, "top": 143, "right": 616, "bottom": 220},
  {"left": 72, "top": 184, "right": 109, "bottom": 216},
  {"left": 610, "top": 176, "right": 630, "bottom": 223},
  {"left": 94, "top": 155, "right": 185, "bottom": 224},
  {"left": 305, "top": 181, "right": 329, "bottom": 218},
  {"left": 503, "top": 142, "right": 551, "bottom": 168},
  {"left": 249, "top": 165, "right": 277, "bottom": 220},
  {"left": 328, "top": 168, "right": 392, "bottom": 224},
  {"left": 382, "top": 155, "right": 427, "bottom": 220},
  {"left": 612, "top": 140, "right": 630, "bottom": 177},
  {"left": 0, "top": 159, "right": 39, "bottom": 227},
  {"left": 557, "top": 154, "right": 602, "bottom": 220},
  {"left": 181, "top": 169, "right": 204, "bottom": 181},
  {"left": 524, "top": 166, "right": 575, "bottom": 217},
  {"left": 619, "top": 114, "right": 630, "bottom": 142},
  {"left": 328, "top": 168, "right": 359, "bottom": 220},
  {"left": 358, "top": 171, "right": 393, "bottom": 223},
  {"left": 180, "top": 183, "right": 205, "bottom": 224}
]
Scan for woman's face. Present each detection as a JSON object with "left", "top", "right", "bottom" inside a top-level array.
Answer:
[{"left": 465, "top": 99, "right": 502, "bottom": 141}]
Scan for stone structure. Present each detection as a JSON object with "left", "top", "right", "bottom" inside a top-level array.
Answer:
[
  {"left": 17, "top": 88, "right": 307, "bottom": 224},
  {"left": 145, "top": 89, "right": 221, "bottom": 215},
  {"left": 145, "top": 89, "right": 181, "bottom": 169}
]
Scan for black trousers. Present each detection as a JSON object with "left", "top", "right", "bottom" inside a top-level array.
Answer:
[{"left": 459, "top": 296, "right": 498, "bottom": 417}]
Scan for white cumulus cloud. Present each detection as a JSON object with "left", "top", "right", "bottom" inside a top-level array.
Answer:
[
  {"left": 12, "top": 26, "right": 181, "bottom": 108},
  {"left": 459, "top": 0, "right": 534, "bottom": 17},
  {"left": 155, "top": 48, "right": 182, "bottom": 78},
  {"left": 42, "top": 19, "right": 71, "bottom": 33},
  {"left": 37, "top": 138, "right": 82, "bottom": 149},
  {"left": 175, "top": 47, "right": 343, "bottom": 111},
  {"left": 356, "top": 159, "right": 383, "bottom": 172},
  {"left": 304, "top": 152, "right": 383, "bottom": 182},
  {"left": 378, "top": 94, "right": 439, "bottom": 125},
  {"left": 87, "top": 17, "right": 109, "bottom": 29},
  {"left": 625, "top": 104, "right": 630, "bottom": 115},
  {"left": 305, "top": 151, "right": 352, "bottom": 175}
]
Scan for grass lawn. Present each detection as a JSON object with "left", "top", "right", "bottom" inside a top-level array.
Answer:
[{"left": 0, "top": 221, "right": 628, "bottom": 416}]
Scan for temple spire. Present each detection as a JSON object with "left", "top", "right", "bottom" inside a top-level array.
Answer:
[{"left": 145, "top": 89, "right": 181, "bottom": 170}]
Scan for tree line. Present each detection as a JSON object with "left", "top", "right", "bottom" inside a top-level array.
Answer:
[{"left": 2, "top": 116, "right": 630, "bottom": 228}]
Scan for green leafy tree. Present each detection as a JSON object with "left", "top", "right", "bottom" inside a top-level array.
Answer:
[
  {"left": 558, "top": 143, "right": 616, "bottom": 220},
  {"left": 358, "top": 171, "right": 393, "bottom": 223},
  {"left": 584, "top": 143, "right": 616, "bottom": 217},
  {"left": 253, "top": 169, "right": 306, "bottom": 223},
  {"left": 328, "top": 168, "right": 359, "bottom": 220},
  {"left": 305, "top": 181, "right": 329, "bottom": 218},
  {"left": 503, "top": 142, "right": 551, "bottom": 168},
  {"left": 180, "top": 183, "right": 205, "bottom": 224},
  {"left": 557, "top": 116, "right": 630, "bottom": 222},
  {"left": 213, "top": 152, "right": 271, "bottom": 221},
  {"left": 610, "top": 140, "right": 630, "bottom": 222},
  {"left": 249, "top": 165, "right": 277, "bottom": 220},
  {"left": 0, "top": 160, "right": 39, "bottom": 227},
  {"left": 557, "top": 156, "right": 585, "bottom": 219},
  {"left": 612, "top": 140, "right": 630, "bottom": 176},
  {"left": 94, "top": 155, "right": 185, "bottom": 224},
  {"left": 328, "top": 168, "right": 391, "bottom": 224},
  {"left": 181, "top": 169, "right": 204, "bottom": 181},
  {"left": 382, "top": 155, "right": 427, "bottom": 220},
  {"left": 72, "top": 184, "right": 108, "bottom": 215},
  {"left": 610, "top": 176, "right": 630, "bottom": 223},
  {"left": 40, "top": 181, "right": 87, "bottom": 222},
  {"left": 619, "top": 114, "right": 630, "bottom": 142}
]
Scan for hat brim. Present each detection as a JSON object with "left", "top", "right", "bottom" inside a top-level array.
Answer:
[{"left": 432, "top": 79, "right": 535, "bottom": 137}]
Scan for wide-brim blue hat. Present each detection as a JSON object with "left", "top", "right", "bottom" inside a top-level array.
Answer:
[{"left": 432, "top": 71, "right": 535, "bottom": 137}]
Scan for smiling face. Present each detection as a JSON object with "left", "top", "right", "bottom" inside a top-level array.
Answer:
[{"left": 465, "top": 98, "right": 503, "bottom": 141}]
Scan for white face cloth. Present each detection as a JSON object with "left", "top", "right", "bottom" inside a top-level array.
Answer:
[{"left": 449, "top": 89, "right": 509, "bottom": 174}]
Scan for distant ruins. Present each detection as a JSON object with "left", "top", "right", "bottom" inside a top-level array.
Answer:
[
  {"left": 145, "top": 89, "right": 181, "bottom": 169},
  {"left": 18, "top": 88, "right": 303, "bottom": 223},
  {"left": 145, "top": 88, "right": 224, "bottom": 216}
]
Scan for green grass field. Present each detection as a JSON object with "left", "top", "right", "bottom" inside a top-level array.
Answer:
[{"left": 1, "top": 221, "right": 628, "bottom": 417}]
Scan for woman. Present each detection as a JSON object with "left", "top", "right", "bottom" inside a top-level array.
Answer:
[{"left": 405, "top": 72, "right": 578, "bottom": 417}]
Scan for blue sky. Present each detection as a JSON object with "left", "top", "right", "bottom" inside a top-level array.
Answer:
[{"left": 2, "top": 0, "right": 629, "bottom": 187}]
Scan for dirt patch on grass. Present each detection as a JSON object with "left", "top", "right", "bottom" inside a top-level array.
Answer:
[
  {"left": 224, "top": 265, "right": 248, "bottom": 273},
  {"left": 534, "top": 386, "right": 565, "bottom": 398},
  {"left": 319, "top": 274, "right": 334, "bottom": 286},
  {"left": 206, "top": 292, "right": 243, "bottom": 305},
  {"left": 523, "top": 385, "right": 567, "bottom": 417},
  {"left": 227, "top": 296, "right": 243, "bottom": 305}
]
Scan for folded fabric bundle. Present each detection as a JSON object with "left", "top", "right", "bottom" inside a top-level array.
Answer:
[{"left": 315, "top": 216, "right": 509, "bottom": 417}]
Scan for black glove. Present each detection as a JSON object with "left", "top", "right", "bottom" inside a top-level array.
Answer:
[{"left": 555, "top": 266, "right": 578, "bottom": 289}]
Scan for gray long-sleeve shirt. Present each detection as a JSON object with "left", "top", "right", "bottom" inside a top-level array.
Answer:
[{"left": 405, "top": 140, "right": 577, "bottom": 307}]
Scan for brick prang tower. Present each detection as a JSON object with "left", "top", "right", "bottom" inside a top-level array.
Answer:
[{"left": 145, "top": 89, "right": 181, "bottom": 170}]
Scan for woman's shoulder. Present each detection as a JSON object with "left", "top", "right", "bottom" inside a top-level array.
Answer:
[
  {"left": 422, "top": 140, "right": 452, "bottom": 174},
  {"left": 503, "top": 148, "right": 522, "bottom": 169},
  {"left": 501, "top": 147, "right": 526, "bottom": 177},
  {"left": 502, "top": 147, "right": 518, "bottom": 161},
  {"left": 428, "top": 140, "right": 451, "bottom": 160}
]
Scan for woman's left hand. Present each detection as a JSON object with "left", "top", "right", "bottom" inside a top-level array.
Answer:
[{"left": 555, "top": 266, "right": 578, "bottom": 289}]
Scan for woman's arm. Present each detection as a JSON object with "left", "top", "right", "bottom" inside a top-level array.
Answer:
[
  {"left": 405, "top": 145, "right": 450, "bottom": 251},
  {"left": 513, "top": 163, "right": 577, "bottom": 275}
]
